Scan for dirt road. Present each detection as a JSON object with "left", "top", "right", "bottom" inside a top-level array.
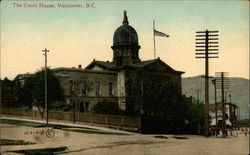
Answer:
[{"left": 1, "top": 123, "right": 249, "bottom": 155}]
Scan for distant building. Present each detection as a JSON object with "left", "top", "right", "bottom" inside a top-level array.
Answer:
[
  {"left": 209, "top": 102, "right": 238, "bottom": 129},
  {"left": 14, "top": 73, "right": 33, "bottom": 85}
]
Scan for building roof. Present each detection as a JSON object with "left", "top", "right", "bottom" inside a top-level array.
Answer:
[
  {"left": 53, "top": 67, "right": 117, "bottom": 75},
  {"left": 85, "top": 59, "right": 116, "bottom": 70},
  {"left": 132, "top": 59, "right": 156, "bottom": 67},
  {"left": 14, "top": 73, "right": 33, "bottom": 81},
  {"left": 110, "top": 58, "right": 184, "bottom": 74}
]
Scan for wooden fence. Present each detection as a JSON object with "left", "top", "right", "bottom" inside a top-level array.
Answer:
[{"left": 1, "top": 108, "right": 140, "bottom": 131}]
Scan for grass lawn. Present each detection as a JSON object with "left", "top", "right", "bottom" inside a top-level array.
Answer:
[
  {"left": 62, "top": 128, "right": 128, "bottom": 135},
  {"left": 0, "top": 139, "right": 35, "bottom": 146},
  {"left": 10, "top": 146, "right": 68, "bottom": 154},
  {"left": 1, "top": 119, "right": 49, "bottom": 128},
  {"left": 1, "top": 118, "right": 129, "bottom": 135},
  {"left": 1, "top": 119, "right": 84, "bottom": 129}
]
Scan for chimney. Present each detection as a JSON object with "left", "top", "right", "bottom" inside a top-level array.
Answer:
[{"left": 78, "top": 65, "right": 82, "bottom": 69}]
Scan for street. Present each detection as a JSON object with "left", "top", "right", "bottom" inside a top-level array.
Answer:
[{"left": 0, "top": 118, "right": 248, "bottom": 155}]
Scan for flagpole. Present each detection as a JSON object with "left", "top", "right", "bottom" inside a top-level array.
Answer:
[{"left": 153, "top": 20, "right": 156, "bottom": 59}]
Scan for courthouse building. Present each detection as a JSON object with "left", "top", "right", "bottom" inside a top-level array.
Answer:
[{"left": 51, "top": 11, "right": 184, "bottom": 117}]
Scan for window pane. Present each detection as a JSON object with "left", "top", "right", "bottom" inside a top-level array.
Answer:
[
  {"left": 95, "top": 81, "right": 100, "bottom": 95},
  {"left": 85, "top": 102, "right": 89, "bottom": 112},
  {"left": 80, "top": 102, "right": 84, "bottom": 113}
]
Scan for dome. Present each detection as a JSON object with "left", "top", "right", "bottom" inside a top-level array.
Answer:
[
  {"left": 113, "top": 11, "right": 139, "bottom": 46},
  {"left": 113, "top": 25, "right": 138, "bottom": 46}
]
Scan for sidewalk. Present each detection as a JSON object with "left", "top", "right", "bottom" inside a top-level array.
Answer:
[{"left": 0, "top": 115, "right": 136, "bottom": 134}]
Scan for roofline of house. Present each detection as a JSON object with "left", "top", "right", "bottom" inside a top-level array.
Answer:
[{"left": 52, "top": 67, "right": 117, "bottom": 75}]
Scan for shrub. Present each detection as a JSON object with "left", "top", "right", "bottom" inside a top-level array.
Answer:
[{"left": 92, "top": 100, "right": 122, "bottom": 115}]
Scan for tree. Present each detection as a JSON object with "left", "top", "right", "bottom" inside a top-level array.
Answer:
[
  {"left": 1, "top": 78, "right": 25, "bottom": 108},
  {"left": 23, "top": 68, "right": 65, "bottom": 118},
  {"left": 126, "top": 70, "right": 205, "bottom": 134},
  {"left": 1, "top": 78, "right": 16, "bottom": 107},
  {"left": 187, "top": 100, "right": 205, "bottom": 134}
]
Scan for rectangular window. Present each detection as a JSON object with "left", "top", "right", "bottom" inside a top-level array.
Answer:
[
  {"left": 108, "top": 82, "right": 113, "bottom": 95},
  {"left": 79, "top": 102, "right": 89, "bottom": 113},
  {"left": 69, "top": 80, "right": 75, "bottom": 95},
  {"left": 95, "top": 81, "right": 101, "bottom": 95},
  {"left": 79, "top": 102, "right": 84, "bottom": 113},
  {"left": 69, "top": 80, "right": 74, "bottom": 90},
  {"left": 85, "top": 102, "right": 89, "bottom": 112},
  {"left": 81, "top": 81, "right": 87, "bottom": 94}
]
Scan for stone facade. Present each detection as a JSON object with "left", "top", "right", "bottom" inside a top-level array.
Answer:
[{"left": 53, "top": 67, "right": 118, "bottom": 113}]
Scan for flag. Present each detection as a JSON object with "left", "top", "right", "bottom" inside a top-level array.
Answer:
[{"left": 154, "top": 29, "right": 169, "bottom": 37}]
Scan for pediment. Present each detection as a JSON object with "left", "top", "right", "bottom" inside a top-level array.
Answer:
[
  {"left": 90, "top": 65, "right": 104, "bottom": 71},
  {"left": 143, "top": 60, "right": 175, "bottom": 72}
]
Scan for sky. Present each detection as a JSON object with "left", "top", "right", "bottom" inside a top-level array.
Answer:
[{"left": 1, "top": 0, "right": 249, "bottom": 79}]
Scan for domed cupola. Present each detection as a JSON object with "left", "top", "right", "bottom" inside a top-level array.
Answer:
[
  {"left": 112, "top": 10, "right": 141, "bottom": 66},
  {"left": 113, "top": 15, "right": 138, "bottom": 46}
]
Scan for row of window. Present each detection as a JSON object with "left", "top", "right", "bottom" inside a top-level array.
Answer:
[
  {"left": 70, "top": 80, "right": 114, "bottom": 96},
  {"left": 114, "top": 50, "right": 138, "bottom": 57}
]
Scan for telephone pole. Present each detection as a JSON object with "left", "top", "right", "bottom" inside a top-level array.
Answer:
[
  {"left": 195, "top": 30, "right": 219, "bottom": 137},
  {"left": 215, "top": 72, "right": 230, "bottom": 137},
  {"left": 212, "top": 79, "right": 218, "bottom": 136},
  {"left": 153, "top": 20, "right": 156, "bottom": 59},
  {"left": 42, "top": 48, "right": 49, "bottom": 125}
]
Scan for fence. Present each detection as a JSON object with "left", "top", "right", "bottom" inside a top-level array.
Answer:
[{"left": 1, "top": 108, "right": 140, "bottom": 131}]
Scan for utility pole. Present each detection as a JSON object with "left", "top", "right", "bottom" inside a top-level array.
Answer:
[
  {"left": 153, "top": 20, "right": 156, "bottom": 59},
  {"left": 196, "top": 30, "right": 219, "bottom": 137},
  {"left": 42, "top": 48, "right": 49, "bottom": 125},
  {"left": 215, "top": 72, "right": 229, "bottom": 137},
  {"left": 221, "top": 73, "right": 225, "bottom": 137},
  {"left": 73, "top": 101, "right": 76, "bottom": 124},
  {"left": 212, "top": 79, "right": 218, "bottom": 137}
]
